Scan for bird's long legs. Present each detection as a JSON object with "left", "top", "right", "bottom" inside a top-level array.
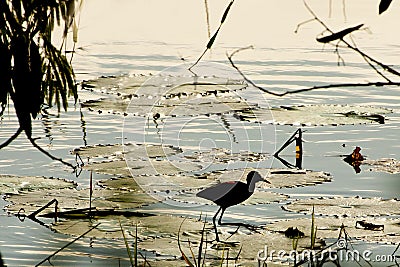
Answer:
[{"left": 213, "top": 207, "right": 222, "bottom": 242}]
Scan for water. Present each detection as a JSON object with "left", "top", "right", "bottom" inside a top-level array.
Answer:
[{"left": 1, "top": 0, "right": 400, "bottom": 266}]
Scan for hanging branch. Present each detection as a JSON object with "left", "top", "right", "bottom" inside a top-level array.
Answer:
[
  {"left": 227, "top": 46, "right": 400, "bottom": 97},
  {"left": 0, "top": 127, "right": 23, "bottom": 149},
  {"left": 189, "top": 0, "right": 235, "bottom": 71},
  {"left": 28, "top": 136, "right": 75, "bottom": 169}
]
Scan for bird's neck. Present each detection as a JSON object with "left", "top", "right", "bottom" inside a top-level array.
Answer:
[{"left": 248, "top": 180, "right": 257, "bottom": 193}]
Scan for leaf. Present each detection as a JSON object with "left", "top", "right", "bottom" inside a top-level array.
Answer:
[
  {"left": 206, "top": 28, "right": 220, "bottom": 49},
  {"left": 379, "top": 0, "right": 393, "bottom": 14},
  {"left": 221, "top": 0, "right": 234, "bottom": 24},
  {"left": 316, "top": 24, "right": 364, "bottom": 43}
]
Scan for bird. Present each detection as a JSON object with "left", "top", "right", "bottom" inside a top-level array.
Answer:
[{"left": 196, "top": 170, "right": 270, "bottom": 242}]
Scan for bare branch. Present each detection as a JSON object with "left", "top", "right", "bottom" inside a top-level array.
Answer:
[
  {"left": 227, "top": 47, "right": 400, "bottom": 97},
  {"left": 28, "top": 136, "right": 75, "bottom": 169}
]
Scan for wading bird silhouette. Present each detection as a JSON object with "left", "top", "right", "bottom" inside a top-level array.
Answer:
[{"left": 196, "top": 170, "right": 270, "bottom": 242}]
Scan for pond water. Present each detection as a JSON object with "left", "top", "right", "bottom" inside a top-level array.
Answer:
[{"left": 1, "top": 0, "right": 400, "bottom": 266}]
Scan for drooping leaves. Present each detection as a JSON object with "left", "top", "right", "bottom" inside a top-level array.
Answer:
[
  {"left": 379, "top": 0, "right": 393, "bottom": 14},
  {"left": 0, "top": 0, "right": 79, "bottom": 141}
]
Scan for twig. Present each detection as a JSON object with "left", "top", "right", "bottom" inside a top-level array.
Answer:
[
  {"left": 227, "top": 46, "right": 400, "bottom": 96},
  {"left": 28, "top": 136, "right": 75, "bottom": 169},
  {"left": 35, "top": 223, "right": 101, "bottom": 266}
]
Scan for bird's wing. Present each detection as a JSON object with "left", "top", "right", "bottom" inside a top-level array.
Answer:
[{"left": 196, "top": 181, "right": 239, "bottom": 202}]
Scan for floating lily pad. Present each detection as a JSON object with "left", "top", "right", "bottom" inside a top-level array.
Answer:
[
  {"left": 265, "top": 217, "right": 400, "bottom": 243},
  {"left": 0, "top": 175, "right": 76, "bottom": 195},
  {"left": 237, "top": 104, "right": 391, "bottom": 125},
  {"left": 86, "top": 159, "right": 202, "bottom": 177},
  {"left": 72, "top": 143, "right": 182, "bottom": 160},
  {"left": 194, "top": 169, "right": 331, "bottom": 189},
  {"left": 80, "top": 97, "right": 130, "bottom": 115},
  {"left": 363, "top": 158, "right": 400, "bottom": 174},
  {"left": 283, "top": 196, "right": 400, "bottom": 217},
  {"left": 184, "top": 147, "right": 269, "bottom": 164},
  {"left": 139, "top": 226, "right": 325, "bottom": 264},
  {"left": 99, "top": 175, "right": 213, "bottom": 193},
  {"left": 82, "top": 94, "right": 256, "bottom": 118},
  {"left": 81, "top": 74, "right": 247, "bottom": 97},
  {"left": 5, "top": 187, "right": 157, "bottom": 215},
  {"left": 51, "top": 214, "right": 207, "bottom": 240}
]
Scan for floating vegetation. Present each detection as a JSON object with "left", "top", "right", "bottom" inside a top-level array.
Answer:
[
  {"left": 195, "top": 168, "right": 331, "bottom": 189},
  {"left": 51, "top": 215, "right": 207, "bottom": 240},
  {"left": 5, "top": 187, "right": 157, "bottom": 215},
  {"left": 363, "top": 158, "right": 400, "bottom": 174},
  {"left": 0, "top": 175, "right": 76, "bottom": 195},
  {"left": 265, "top": 217, "right": 400, "bottom": 243},
  {"left": 283, "top": 196, "right": 400, "bottom": 217},
  {"left": 80, "top": 74, "right": 256, "bottom": 118},
  {"left": 85, "top": 158, "right": 202, "bottom": 177},
  {"left": 72, "top": 143, "right": 182, "bottom": 160},
  {"left": 81, "top": 74, "right": 247, "bottom": 97},
  {"left": 140, "top": 227, "right": 325, "bottom": 264},
  {"left": 82, "top": 93, "right": 257, "bottom": 118},
  {"left": 184, "top": 147, "right": 268, "bottom": 164},
  {"left": 237, "top": 104, "right": 391, "bottom": 125}
]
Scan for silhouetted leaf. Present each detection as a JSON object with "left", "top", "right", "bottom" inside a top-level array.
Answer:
[
  {"left": 317, "top": 24, "right": 364, "bottom": 43},
  {"left": 379, "top": 0, "right": 393, "bottom": 14},
  {"left": 221, "top": 0, "right": 234, "bottom": 24},
  {"left": 206, "top": 28, "right": 220, "bottom": 49}
]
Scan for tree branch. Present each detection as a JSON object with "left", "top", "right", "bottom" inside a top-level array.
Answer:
[
  {"left": 227, "top": 46, "right": 400, "bottom": 97},
  {"left": 0, "top": 127, "right": 23, "bottom": 149},
  {"left": 28, "top": 136, "right": 75, "bottom": 169}
]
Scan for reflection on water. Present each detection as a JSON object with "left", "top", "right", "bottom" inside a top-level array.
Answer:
[{"left": 1, "top": 0, "right": 400, "bottom": 265}]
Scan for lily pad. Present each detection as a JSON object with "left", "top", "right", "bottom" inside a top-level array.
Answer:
[
  {"left": 193, "top": 169, "right": 331, "bottom": 189},
  {"left": 85, "top": 159, "right": 202, "bottom": 177},
  {"left": 72, "top": 143, "right": 182, "bottom": 160},
  {"left": 51, "top": 214, "right": 207, "bottom": 240},
  {"left": 0, "top": 175, "right": 76, "bottom": 195},
  {"left": 283, "top": 196, "right": 400, "bottom": 217},
  {"left": 81, "top": 74, "right": 247, "bottom": 97},
  {"left": 265, "top": 217, "right": 400, "bottom": 243},
  {"left": 139, "top": 226, "right": 325, "bottom": 264},
  {"left": 82, "top": 94, "right": 257, "bottom": 118},
  {"left": 237, "top": 104, "right": 391, "bottom": 126},
  {"left": 363, "top": 158, "right": 400, "bottom": 174},
  {"left": 5, "top": 187, "right": 157, "bottom": 215},
  {"left": 184, "top": 147, "right": 269, "bottom": 164}
]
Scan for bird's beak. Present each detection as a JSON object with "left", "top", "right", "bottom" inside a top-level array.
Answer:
[{"left": 262, "top": 179, "right": 271, "bottom": 184}]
